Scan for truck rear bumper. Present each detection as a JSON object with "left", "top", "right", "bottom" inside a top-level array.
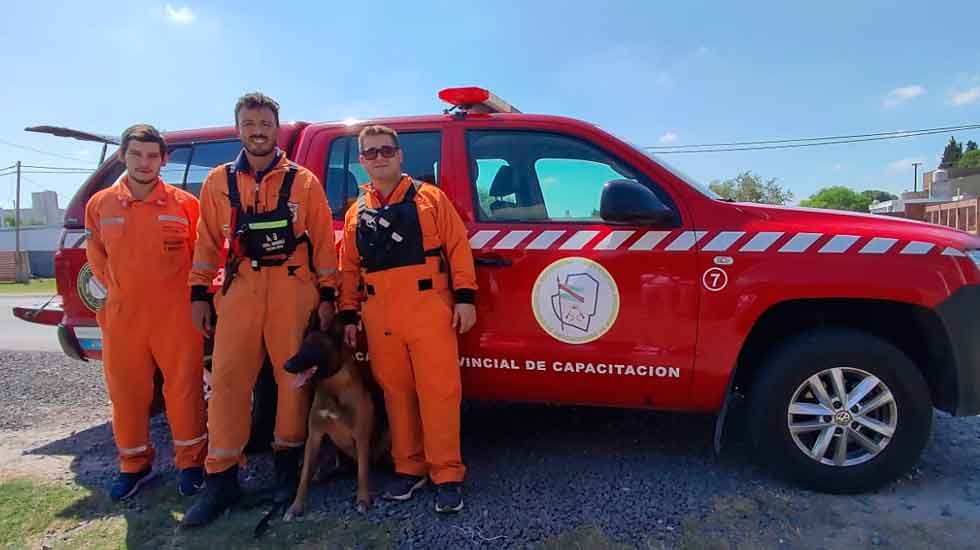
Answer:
[
  {"left": 936, "top": 284, "right": 980, "bottom": 416},
  {"left": 57, "top": 324, "right": 102, "bottom": 362}
]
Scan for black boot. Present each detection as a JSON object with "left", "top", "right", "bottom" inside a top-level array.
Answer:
[
  {"left": 273, "top": 447, "right": 304, "bottom": 504},
  {"left": 182, "top": 466, "right": 242, "bottom": 528}
]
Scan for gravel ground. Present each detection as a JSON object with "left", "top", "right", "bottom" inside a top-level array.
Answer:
[{"left": 1, "top": 350, "right": 979, "bottom": 549}]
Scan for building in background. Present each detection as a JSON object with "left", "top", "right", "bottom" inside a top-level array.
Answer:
[
  {"left": 0, "top": 190, "right": 65, "bottom": 227},
  {"left": 870, "top": 168, "right": 980, "bottom": 235},
  {"left": 0, "top": 190, "right": 65, "bottom": 277}
]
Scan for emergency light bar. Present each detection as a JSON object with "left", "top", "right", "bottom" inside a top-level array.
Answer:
[{"left": 438, "top": 87, "right": 521, "bottom": 114}]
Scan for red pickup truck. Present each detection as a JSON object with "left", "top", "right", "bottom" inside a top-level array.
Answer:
[{"left": 18, "top": 87, "right": 980, "bottom": 494}]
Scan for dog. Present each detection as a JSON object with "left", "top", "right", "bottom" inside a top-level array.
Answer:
[{"left": 282, "top": 319, "right": 390, "bottom": 520}]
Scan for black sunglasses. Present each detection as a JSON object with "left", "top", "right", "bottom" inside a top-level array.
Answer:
[{"left": 360, "top": 145, "right": 399, "bottom": 160}]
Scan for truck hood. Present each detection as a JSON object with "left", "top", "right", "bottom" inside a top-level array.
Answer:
[{"left": 725, "top": 202, "right": 980, "bottom": 251}]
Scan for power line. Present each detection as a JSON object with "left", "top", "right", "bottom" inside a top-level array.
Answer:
[
  {"left": 646, "top": 125, "right": 980, "bottom": 154},
  {"left": 0, "top": 170, "right": 93, "bottom": 176},
  {"left": 0, "top": 137, "right": 89, "bottom": 162},
  {"left": 21, "top": 164, "right": 94, "bottom": 171},
  {"left": 19, "top": 175, "right": 46, "bottom": 190},
  {"left": 648, "top": 123, "right": 980, "bottom": 150}
]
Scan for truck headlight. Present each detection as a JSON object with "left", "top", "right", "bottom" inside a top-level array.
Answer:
[{"left": 968, "top": 250, "right": 980, "bottom": 269}]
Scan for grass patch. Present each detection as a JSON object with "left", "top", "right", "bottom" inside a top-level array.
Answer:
[
  {"left": 0, "top": 478, "right": 86, "bottom": 550},
  {"left": 0, "top": 477, "right": 396, "bottom": 550},
  {"left": 0, "top": 278, "right": 57, "bottom": 295}
]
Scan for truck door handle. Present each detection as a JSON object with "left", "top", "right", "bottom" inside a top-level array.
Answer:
[{"left": 474, "top": 254, "right": 512, "bottom": 267}]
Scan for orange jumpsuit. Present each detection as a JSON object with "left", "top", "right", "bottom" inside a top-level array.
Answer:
[
  {"left": 339, "top": 175, "right": 477, "bottom": 484},
  {"left": 85, "top": 176, "right": 207, "bottom": 474},
  {"left": 190, "top": 152, "right": 338, "bottom": 474}
]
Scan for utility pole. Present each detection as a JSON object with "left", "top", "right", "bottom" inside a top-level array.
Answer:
[
  {"left": 14, "top": 160, "right": 27, "bottom": 283},
  {"left": 912, "top": 161, "right": 922, "bottom": 193}
]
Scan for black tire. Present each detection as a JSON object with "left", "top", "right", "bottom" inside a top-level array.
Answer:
[{"left": 748, "top": 328, "right": 932, "bottom": 493}]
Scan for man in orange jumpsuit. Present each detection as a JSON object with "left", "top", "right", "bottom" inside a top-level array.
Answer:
[
  {"left": 85, "top": 124, "right": 207, "bottom": 501},
  {"left": 183, "top": 92, "right": 338, "bottom": 527},
  {"left": 339, "top": 125, "right": 477, "bottom": 514}
]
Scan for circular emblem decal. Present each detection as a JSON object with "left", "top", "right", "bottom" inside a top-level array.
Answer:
[
  {"left": 77, "top": 263, "right": 107, "bottom": 312},
  {"left": 532, "top": 257, "right": 620, "bottom": 345}
]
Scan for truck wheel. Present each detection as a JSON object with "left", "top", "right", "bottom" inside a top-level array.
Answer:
[{"left": 748, "top": 328, "right": 932, "bottom": 493}]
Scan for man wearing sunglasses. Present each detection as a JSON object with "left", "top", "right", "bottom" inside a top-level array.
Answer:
[{"left": 338, "top": 125, "right": 477, "bottom": 513}]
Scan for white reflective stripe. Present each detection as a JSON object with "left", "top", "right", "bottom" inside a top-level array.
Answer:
[
  {"left": 318, "top": 267, "right": 337, "bottom": 275},
  {"left": 702, "top": 231, "right": 745, "bottom": 252},
  {"left": 739, "top": 232, "right": 784, "bottom": 252},
  {"left": 193, "top": 261, "right": 216, "bottom": 270},
  {"left": 208, "top": 446, "right": 244, "bottom": 458},
  {"left": 493, "top": 230, "right": 532, "bottom": 250},
  {"left": 469, "top": 230, "right": 499, "bottom": 248},
  {"left": 592, "top": 230, "right": 635, "bottom": 250},
  {"left": 900, "top": 241, "right": 934, "bottom": 255},
  {"left": 334, "top": 229, "right": 344, "bottom": 242},
  {"left": 100, "top": 217, "right": 124, "bottom": 226},
  {"left": 819, "top": 235, "right": 860, "bottom": 254},
  {"left": 778, "top": 232, "right": 822, "bottom": 253},
  {"left": 274, "top": 438, "right": 305, "bottom": 448},
  {"left": 559, "top": 231, "right": 600, "bottom": 250},
  {"left": 859, "top": 237, "right": 898, "bottom": 254},
  {"left": 158, "top": 214, "right": 188, "bottom": 225},
  {"left": 173, "top": 433, "right": 208, "bottom": 446},
  {"left": 118, "top": 445, "right": 149, "bottom": 455},
  {"left": 665, "top": 231, "right": 707, "bottom": 252},
  {"left": 75, "top": 326, "right": 102, "bottom": 339},
  {"left": 942, "top": 247, "right": 967, "bottom": 257},
  {"left": 629, "top": 231, "right": 672, "bottom": 251},
  {"left": 525, "top": 230, "right": 565, "bottom": 250}
]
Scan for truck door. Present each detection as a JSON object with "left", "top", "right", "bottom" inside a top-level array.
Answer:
[{"left": 456, "top": 128, "right": 698, "bottom": 409}]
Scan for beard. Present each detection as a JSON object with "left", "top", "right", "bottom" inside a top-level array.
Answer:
[
  {"left": 129, "top": 171, "right": 158, "bottom": 186},
  {"left": 244, "top": 137, "right": 276, "bottom": 157}
]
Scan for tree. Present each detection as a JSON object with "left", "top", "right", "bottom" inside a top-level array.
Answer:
[
  {"left": 708, "top": 171, "right": 793, "bottom": 205},
  {"left": 957, "top": 149, "right": 980, "bottom": 169},
  {"left": 861, "top": 190, "right": 898, "bottom": 204},
  {"left": 940, "top": 137, "right": 963, "bottom": 168},
  {"left": 967, "top": 140, "right": 978, "bottom": 152},
  {"left": 799, "top": 186, "right": 872, "bottom": 212}
]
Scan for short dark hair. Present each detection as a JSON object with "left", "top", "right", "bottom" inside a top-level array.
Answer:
[
  {"left": 235, "top": 91, "right": 280, "bottom": 127},
  {"left": 120, "top": 124, "right": 167, "bottom": 156},
  {"left": 358, "top": 125, "right": 400, "bottom": 151}
]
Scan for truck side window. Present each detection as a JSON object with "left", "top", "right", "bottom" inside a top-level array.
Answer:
[
  {"left": 325, "top": 132, "right": 442, "bottom": 220},
  {"left": 185, "top": 140, "right": 242, "bottom": 196},
  {"left": 467, "top": 130, "right": 668, "bottom": 223},
  {"left": 161, "top": 147, "right": 190, "bottom": 186}
]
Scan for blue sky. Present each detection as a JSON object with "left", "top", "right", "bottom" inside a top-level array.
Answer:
[{"left": 2, "top": 0, "right": 979, "bottom": 209}]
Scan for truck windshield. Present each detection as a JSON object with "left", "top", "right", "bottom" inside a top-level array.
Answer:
[{"left": 637, "top": 148, "right": 721, "bottom": 200}]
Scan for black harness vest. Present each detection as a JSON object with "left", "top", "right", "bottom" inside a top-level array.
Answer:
[
  {"left": 226, "top": 163, "right": 309, "bottom": 269},
  {"left": 355, "top": 180, "right": 441, "bottom": 274}
]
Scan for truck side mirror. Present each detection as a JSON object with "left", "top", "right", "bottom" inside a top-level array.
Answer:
[{"left": 600, "top": 179, "right": 677, "bottom": 226}]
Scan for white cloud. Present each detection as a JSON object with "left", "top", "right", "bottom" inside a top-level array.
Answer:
[
  {"left": 658, "top": 132, "right": 678, "bottom": 144},
  {"left": 165, "top": 4, "right": 195, "bottom": 25},
  {"left": 833, "top": 163, "right": 844, "bottom": 171},
  {"left": 950, "top": 87, "right": 980, "bottom": 106},
  {"left": 882, "top": 85, "right": 925, "bottom": 108},
  {"left": 887, "top": 157, "right": 925, "bottom": 173}
]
